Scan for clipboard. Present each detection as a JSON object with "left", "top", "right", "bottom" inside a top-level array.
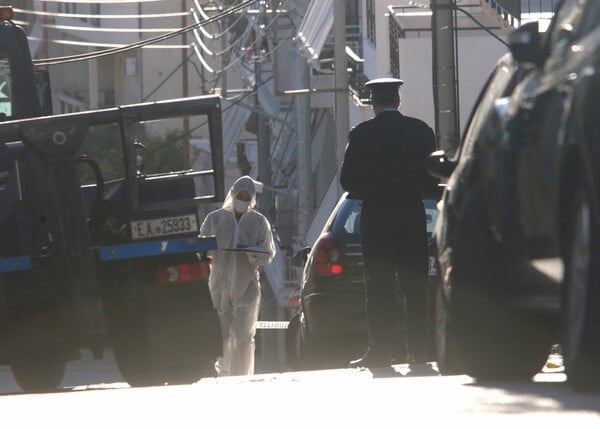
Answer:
[{"left": 223, "top": 246, "right": 270, "bottom": 255}]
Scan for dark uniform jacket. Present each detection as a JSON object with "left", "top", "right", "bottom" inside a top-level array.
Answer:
[
  {"left": 340, "top": 110, "right": 436, "bottom": 206},
  {"left": 340, "top": 110, "right": 437, "bottom": 263}
]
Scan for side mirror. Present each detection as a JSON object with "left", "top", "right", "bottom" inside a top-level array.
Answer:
[
  {"left": 293, "top": 247, "right": 311, "bottom": 267},
  {"left": 427, "top": 150, "right": 456, "bottom": 180},
  {"left": 508, "top": 21, "right": 542, "bottom": 66}
]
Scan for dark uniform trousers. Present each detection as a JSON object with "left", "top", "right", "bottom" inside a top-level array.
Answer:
[{"left": 360, "top": 200, "right": 428, "bottom": 363}]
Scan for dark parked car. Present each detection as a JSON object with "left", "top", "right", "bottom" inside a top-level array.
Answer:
[
  {"left": 428, "top": 0, "right": 600, "bottom": 391},
  {"left": 285, "top": 193, "right": 439, "bottom": 370}
]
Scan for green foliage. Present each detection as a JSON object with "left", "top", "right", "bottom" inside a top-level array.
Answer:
[
  {"left": 77, "top": 125, "right": 187, "bottom": 185},
  {"left": 78, "top": 124, "right": 124, "bottom": 185},
  {"left": 143, "top": 129, "right": 186, "bottom": 174}
]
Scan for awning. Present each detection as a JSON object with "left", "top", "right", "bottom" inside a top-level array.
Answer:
[{"left": 296, "top": 0, "right": 333, "bottom": 66}]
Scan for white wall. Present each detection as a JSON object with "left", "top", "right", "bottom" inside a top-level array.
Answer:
[{"left": 398, "top": 32, "right": 508, "bottom": 137}]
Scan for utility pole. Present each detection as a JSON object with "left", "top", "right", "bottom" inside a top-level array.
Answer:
[
  {"left": 431, "top": 0, "right": 459, "bottom": 154},
  {"left": 295, "top": 53, "right": 311, "bottom": 245},
  {"left": 182, "top": 0, "right": 190, "bottom": 169},
  {"left": 334, "top": 0, "right": 349, "bottom": 177},
  {"left": 256, "top": 1, "right": 273, "bottom": 216}
]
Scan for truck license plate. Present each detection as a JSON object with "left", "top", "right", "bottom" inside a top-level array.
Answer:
[{"left": 131, "top": 214, "right": 198, "bottom": 240}]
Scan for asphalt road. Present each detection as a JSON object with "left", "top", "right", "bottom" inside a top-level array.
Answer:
[{"left": 1, "top": 349, "right": 599, "bottom": 428}]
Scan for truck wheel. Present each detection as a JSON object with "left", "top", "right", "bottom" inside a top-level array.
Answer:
[
  {"left": 105, "top": 274, "right": 220, "bottom": 387},
  {"left": 108, "top": 302, "right": 160, "bottom": 387},
  {"left": 11, "top": 358, "right": 65, "bottom": 393},
  {"left": 562, "top": 178, "right": 600, "bottom": 391}
]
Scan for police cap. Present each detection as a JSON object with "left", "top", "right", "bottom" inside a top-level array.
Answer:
[{"left": 365, "top": 77, "right": 404, "bottom": 104}]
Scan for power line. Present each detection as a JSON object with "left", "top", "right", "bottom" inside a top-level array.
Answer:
[
  {"left": 13, "top": 7, "right": 188, "bottom": 20},
  {"left": 32, "top": 0, "right": 261, "bottom": 66}
]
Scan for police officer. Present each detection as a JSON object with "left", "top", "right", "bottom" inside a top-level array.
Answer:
[{"left": 340, "top": 78, "right": 437, "bottom": 367}]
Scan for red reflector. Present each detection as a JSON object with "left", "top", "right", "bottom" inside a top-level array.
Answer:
[
  {"left": 156, "top": 261, "right": 210, "bottom": 284},
  {"left": 287, "top": 295, "right": 300, "bottom": 308},
  {"left": 315, "top": 263, "right": 343, "bottom": 276},
  {"left": 330, "top": 264, "right": 343, "bottom": 275}
]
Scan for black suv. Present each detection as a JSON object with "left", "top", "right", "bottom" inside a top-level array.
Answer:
[{"left": 428, "top": 0, "right": 600, "bottom": 391}]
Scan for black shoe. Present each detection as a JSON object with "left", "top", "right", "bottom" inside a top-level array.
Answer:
[{"left": 407, "top": 362, "right": 439, "bottom": 377}]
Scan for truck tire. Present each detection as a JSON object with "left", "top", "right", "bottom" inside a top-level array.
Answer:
[
  {"left": 104, "top": 268, "right": 220, "bottom": 387},
  {"left": 108, "top": 300, "right": 159, "bottom": 387},
  {"left": 109, "top": 300, "right": 219, "bottom": 387},
  {"left": 11, "top": 357, "right": 65, "bottom": 393},
  {"left": 562, "top": 177, "right": 600, "bottom": 392}
]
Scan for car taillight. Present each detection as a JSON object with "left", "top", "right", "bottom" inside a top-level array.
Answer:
[
  {"left": 287, "top": 288, "right": 301, "bottom": 308},
  {"left": 156, "top": 261, "right": 210, "bottom": 284},
  {"left": 313, "top": 232, "right": 343, "bottom": 276}
]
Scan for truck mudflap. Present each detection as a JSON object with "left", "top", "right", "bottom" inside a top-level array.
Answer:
[
  {"left": 0, "top": 256, "right": 31, "bottom": 272},
  {"left": 97, "top": 236, "right": 217, "bottom": 262}
]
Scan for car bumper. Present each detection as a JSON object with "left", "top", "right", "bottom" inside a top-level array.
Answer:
[{"left": 303, "top": 290, "right": 367, "bottom": 341}]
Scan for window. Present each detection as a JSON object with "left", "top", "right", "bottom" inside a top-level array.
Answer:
[
  {"left": 389, "top": 16, "right": 404, "bottom": 78},
  {"left": 343, "top": 207, "right": 361, "bottom": 234},
  {"left": 366, "top": 0, "right": 376, "bottom": 45},
  {"left": 0, "top": 53, "right": 14, "bottom": 119}
]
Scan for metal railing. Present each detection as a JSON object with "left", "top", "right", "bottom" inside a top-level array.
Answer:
[
  {"left": 521, "top": 0, "right": 558, "bottom": 15},
  {"left": 481, "top": 0, "right": 557, "bottom": 29},
  {"left": 481, "top": 0, "right": 520, "bottom": 28}
]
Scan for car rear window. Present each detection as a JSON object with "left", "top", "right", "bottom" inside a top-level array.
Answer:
[
  {"left": 331, "top": 197, "right": 362, "bottom": 236},
  {"left": 331, "top": 197, "right": 438, "bottom": 235}
]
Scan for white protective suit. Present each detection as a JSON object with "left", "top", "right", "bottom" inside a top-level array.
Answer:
[{"left": 199, "top": 176, "right": 276, "bottom": 376}]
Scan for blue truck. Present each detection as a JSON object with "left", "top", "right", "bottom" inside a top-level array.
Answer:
[{"left": 0, "top": 7, "right": 225, "bottom": 391}]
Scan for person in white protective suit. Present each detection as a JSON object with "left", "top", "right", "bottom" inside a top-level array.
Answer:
[{"left": 199, "top": 176, "right": 276, "bottom": 376}]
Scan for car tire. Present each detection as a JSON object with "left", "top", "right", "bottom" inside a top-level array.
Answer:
[
  {"left": 285, "top": 313, "right": 301, "bottom": 370},
  {"left": 435, "top": 283, "right": 464, "bottom": 375},
  {"left": 438, "top": 188, "right": 550, "bottom": 380},
  {"left": 297, "top": 315, "right": 320, "bottom": 370},
  {"left": 562, "top": 175, "right": 600, "bottom": 392}
]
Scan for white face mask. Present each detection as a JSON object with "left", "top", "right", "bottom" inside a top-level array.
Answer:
[{"left": 233, "top": 198, "right": 250, "bottom": 214}]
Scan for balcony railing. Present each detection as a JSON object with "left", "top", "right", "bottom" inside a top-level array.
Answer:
[
  {"left": 481, "top": 0, "right": 557, "bottom": 30},
  {"left": 480, "top": 0, "right": 520, "bottom": 29}
]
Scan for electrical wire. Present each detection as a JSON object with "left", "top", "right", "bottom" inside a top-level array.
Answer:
[
  {"left": 192, "top": 0, "right": 248, "bottom": 39},
  {"left": 147, "top": 73, "right": 275, "bottom": 160},
  {"left": 13, "top": 7, "right": 189, "bottom": 20},
  {"left": 31, "top": 0, "right": 261, "bottom": 66},
  {"left": 206, "top": 5, "right": 296, "bottom": 75}
]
